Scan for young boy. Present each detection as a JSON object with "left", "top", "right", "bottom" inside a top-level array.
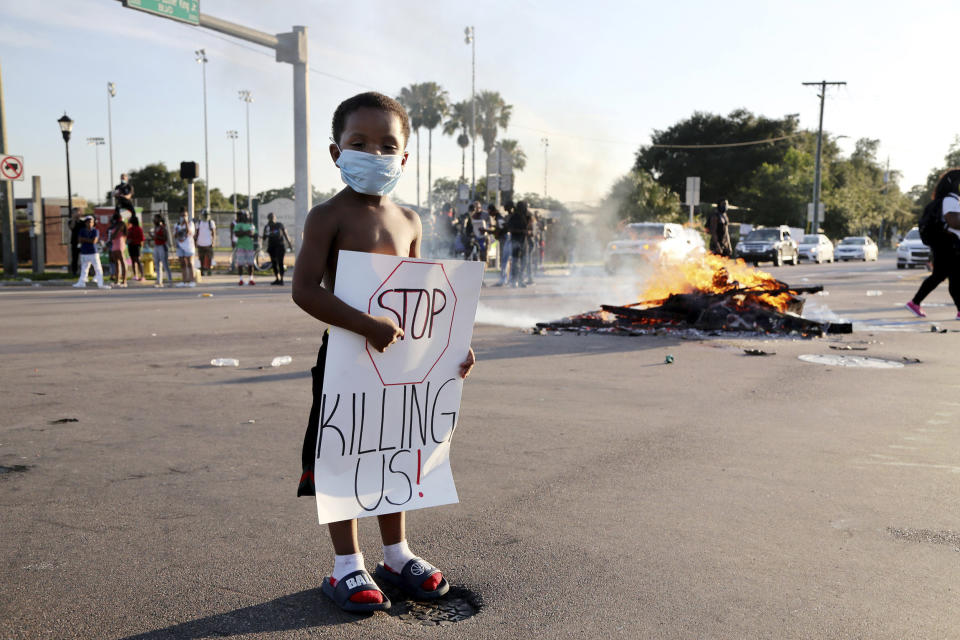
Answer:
[{"left": 292, "top": 92, "right": 475, "bottom": 614}]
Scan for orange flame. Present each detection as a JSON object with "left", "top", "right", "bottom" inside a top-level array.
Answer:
[{"left": 639, "top": 254, "right": 793, "bottom": 312}]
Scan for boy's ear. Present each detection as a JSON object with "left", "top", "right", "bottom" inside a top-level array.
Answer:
[{"left": 329, "top": 143, "right": 341, "bottom": 164}]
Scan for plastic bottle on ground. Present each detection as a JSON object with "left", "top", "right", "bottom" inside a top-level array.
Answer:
[
  {"left": 271, "top": 356, "right": 293, "bottom": 367},
  {"left": 210, "top": 358, "right": 239, "bottom": 367}
]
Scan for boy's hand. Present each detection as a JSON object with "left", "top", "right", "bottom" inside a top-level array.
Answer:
[
  {"left": 366, "top": 315, "right": 404, "bottom": 353},
  {"left": 458, "top": 347, "right": 476, "bottom": 379}
]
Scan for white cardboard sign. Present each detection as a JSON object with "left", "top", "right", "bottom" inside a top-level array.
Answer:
[{"left": 314, "top": 251, "right": 484, "bottom": 524}]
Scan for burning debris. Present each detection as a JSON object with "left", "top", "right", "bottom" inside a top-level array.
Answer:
[{"left": 537, "top": 253, "right": 852, "bottom": 338}]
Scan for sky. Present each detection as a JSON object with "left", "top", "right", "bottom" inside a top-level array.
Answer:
[{"left": 1, "top": 0, "right": 957, "bottom": 210}]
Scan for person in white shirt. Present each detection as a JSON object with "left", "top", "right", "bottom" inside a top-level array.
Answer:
[
  {"left": 173, "top": 207, "right": 197, "bottom": 287},
  {"left": 907, "top": 168, "right": 960, "bottom": 318},
  {"left": 194, "top": 210, "right": 217, "bottom": 276}
]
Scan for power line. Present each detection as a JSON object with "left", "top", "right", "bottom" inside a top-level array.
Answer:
[{"left": 649, "top": 133, "right": 804, "bottom": 149}]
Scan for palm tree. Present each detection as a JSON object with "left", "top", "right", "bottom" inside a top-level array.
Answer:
[
  {"left": 497, "top": 139, "right": 526, "bottom": 172},
  {"left": 397, "top": 84, "right": 426, "bottom": 208},
  {"left": 417, "top": 82, "right": 449, "bottom": 215},
  {"left": 443, "top": 100, "right": 473, "bottom": 182},
  {"left": 474, "top": 90, "right": 513, "bottom": 154}
]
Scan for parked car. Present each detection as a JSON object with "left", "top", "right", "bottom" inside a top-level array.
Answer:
[
  {"left": 835, "top": 236, "right": 879, "bottom": 261},
  {"left": 798, "top": 233, "right": 835, "bottom": 263},
  {"left": 896, "top": 227, "right": 931, "bottom": 269},
  {"left": 734, "top": 226, "right": 799, "bottom": 267},
  {"left": 603, "top": 222, "right": 700, "bottom": 273}
]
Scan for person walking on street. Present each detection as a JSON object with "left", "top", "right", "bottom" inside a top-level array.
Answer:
[
  {"left": 262, "top": 212, "right": 293, "bottom": 285},
  {"left": 68, "top": 207, "right": 82, "bottom": 276},
  {"left": 152, "top": 214, "right": 173, "bottom": 287},
  {"left": 174, "top": 207, "right": 197, "bottom": 287},
  {"left": 126, "top": 214, "right": 145, "bottom": 281},
  {"left": 113, "top": 173, "right": 135, "bottom": 216},
  {"left": 234, "top": 210, "right": 257, "bottom": 286},
  {"left": 907, "top": 169, "right": 960, "bottom": 318},
  {"left": 506, "top": 200, "right": 531, "bottom": 287},
  {"left": 195, "top": 210, "right": 216, "bottom": 276},
  {"left": 706, "top": 199, "right": 733, "bottom": 257},
  {"left": 73, "top": 216, "right": 109, "bottom": 289},
  {"left": 106, "top": 212, "right": 128, "bottom": 287}
]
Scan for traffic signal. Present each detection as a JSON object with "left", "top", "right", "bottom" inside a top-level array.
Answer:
[{"left": 180, "top": 161, "right": 199, "bottom": 182}]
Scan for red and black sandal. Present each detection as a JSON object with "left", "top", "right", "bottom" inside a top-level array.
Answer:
[
  {"left": 374, "top": 558, "right": 449, "bottom": 600},
  {"left": 321, "top": 569, "right": 391, "bottom": 614}
]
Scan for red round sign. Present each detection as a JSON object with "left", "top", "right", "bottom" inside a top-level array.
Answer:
[{"left": 1, "top": 155, "right": 24, "bottom": 181}]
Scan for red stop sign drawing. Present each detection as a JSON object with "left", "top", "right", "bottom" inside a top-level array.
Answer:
[{"left": 366, "top": 260, "right": 458, "bottom": 386}]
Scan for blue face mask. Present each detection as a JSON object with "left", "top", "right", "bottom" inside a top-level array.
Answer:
[{"left": 334, "top": 147, "right": 405, "bottom": 196}]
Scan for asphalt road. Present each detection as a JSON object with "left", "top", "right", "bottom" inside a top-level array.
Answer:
[{"left": 3, "top": 255, "right": 960, "bottom": 639}]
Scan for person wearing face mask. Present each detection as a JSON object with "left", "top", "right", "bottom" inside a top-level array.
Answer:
[{"left": 291, "top": 91, "right": 476, "bottom": 614}]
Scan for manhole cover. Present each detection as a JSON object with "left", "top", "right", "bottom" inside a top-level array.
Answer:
[
  {"left": 390, "top": 586, "right": 483, "bottom": 626},
  {"left": 0, "top": 464, "right": 30, "bottom": 475},
  {"left": 798, "top": 354, "right": 904, "bottom": 369}
]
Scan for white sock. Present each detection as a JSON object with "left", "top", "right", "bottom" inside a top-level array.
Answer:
[
  {"left": 332, "top": 552, "right": 365, "bottom": 583},
  {"left": 383, "top": 540, "right": 417, "bottom": 572}
]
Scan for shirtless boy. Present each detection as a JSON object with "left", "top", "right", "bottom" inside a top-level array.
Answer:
[{"left": 292, "top": 92, "right": 475, "bottom": 613}]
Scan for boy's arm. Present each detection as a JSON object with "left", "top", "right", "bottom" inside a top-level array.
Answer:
[{"left": 292, "top": 204, "right": 403, "bottom": 352}]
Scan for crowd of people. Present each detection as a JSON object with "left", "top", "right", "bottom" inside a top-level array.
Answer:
[
  {"left": 420, "top": 199, "right": 549, "bottom": 287},
  {"left": 68, "top": 202, "right": 293, "bottom": 289}
]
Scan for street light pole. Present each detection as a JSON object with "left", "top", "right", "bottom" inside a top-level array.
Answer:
[
  {"left": 58, "top": 114, "right": 74, "bottom": 232},
  {"left": 196, "top": 49, "right": 210, "bottom": 215},
  {"left": 464, "top": 26, "right": 475, "bottom": 202},
  {"left": 227, "top": 130, "right": 238, "bottom": 212},
  {"left": 87, "top": 137, "right": 105, "bottom": 204},
  {"left": 106, "top": 82, "right": 116, "bottom": 203},
  {"left": 802, "top": 80, "right": 845, "bottom": 233},
  {"left": 238, "top": 90, "right": 253, "bottom": 211},
  {"left": 541, "top": 137, "right": 549, "bottom": 198}
]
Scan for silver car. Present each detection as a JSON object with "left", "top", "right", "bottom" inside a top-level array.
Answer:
[
  {"left": 798, "top": 234, "right": 834, "bottom": 264},
  {"left": 896, "top": 227, "right": 931, "bottom": 269},
  {"left": 835, "top": 236, "right": 879, "bottom": 262}
]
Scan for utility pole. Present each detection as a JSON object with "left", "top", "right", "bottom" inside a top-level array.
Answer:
[
  {"left": 227, "top": 130, "right": 238, "bottom": 212},
  {"left": 196, "top": 49, "right": 210, "bottom": 215},
  {"left": 0, "top": 59, "right": 15, "bottom": 275},
  {"left": 87, "top": 137, "right": 105, "bottom": 203},
  {"left": 541, "top": 137, "right": 549, "bottom": 198},
  {"left": 238, "top": 90, "right": 253, "bottom": 211},
  {"left": 106, "top": 82, "right": 116, "bottom": 204},
  {"left": 464, "top": 26, "right": 476, "bottom": 201},
  {"left": 802, "top": 80, "right": 845, "bottom": 233}
]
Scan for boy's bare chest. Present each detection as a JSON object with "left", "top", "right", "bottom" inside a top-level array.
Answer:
[{"left": 334, "top": 215, "right": 414, "bottom": 257}]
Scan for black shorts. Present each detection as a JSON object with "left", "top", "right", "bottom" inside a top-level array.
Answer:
[
  {"left": 127, "top": 244, "right": 141, "bottom": 259},
  {"left": 297, "top": 332, "right": 329, "bottom": 497}
]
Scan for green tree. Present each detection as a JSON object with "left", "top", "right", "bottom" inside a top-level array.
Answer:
[
  {"left": 602, "top": 169, "right": 683, "bottom": 225},
  {"left": 127, "top": 162, "right": 187, "bottom": 211},
  {"left": 634, "top": 109, "right": 803, "bottom": 207},
  {"left": 429, "top": 177, "right": 461, "bottom": 210},
  {"left": 913, "top": 136, "right": 960, "bottom": 206},
  {"left": 397, "top": 84, "right": 426, "bottom": 208},
  {"left": 417, "top": 82, "right": 449, "bottom": 214},
  {"left": 474, "top": 90, "right": 512, "bottom": 153},
  {"left": 517, "top": 192, "right": 568, "bottom": 213},
  {"left": 442, "top": 100, "right": 473, "bottom": 181},
  {"left": 497, "top": 139, "right": 526, "bottom": 171}
]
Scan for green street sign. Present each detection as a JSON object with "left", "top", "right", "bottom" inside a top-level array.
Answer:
[{"left": 123, "top": 0, "right": 199, "bottom": 26}]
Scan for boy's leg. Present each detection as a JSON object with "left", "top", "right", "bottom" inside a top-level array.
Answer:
[
  {"left": 326, "top": 519, "right": 385, "bottom": 605},
  {"left": 377, "top": 512, "right": 445, "bottom": 593}
]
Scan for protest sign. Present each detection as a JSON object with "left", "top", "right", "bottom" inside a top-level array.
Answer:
[{"left": 314, "top": 251, "right": 484, "bottom": 524}]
